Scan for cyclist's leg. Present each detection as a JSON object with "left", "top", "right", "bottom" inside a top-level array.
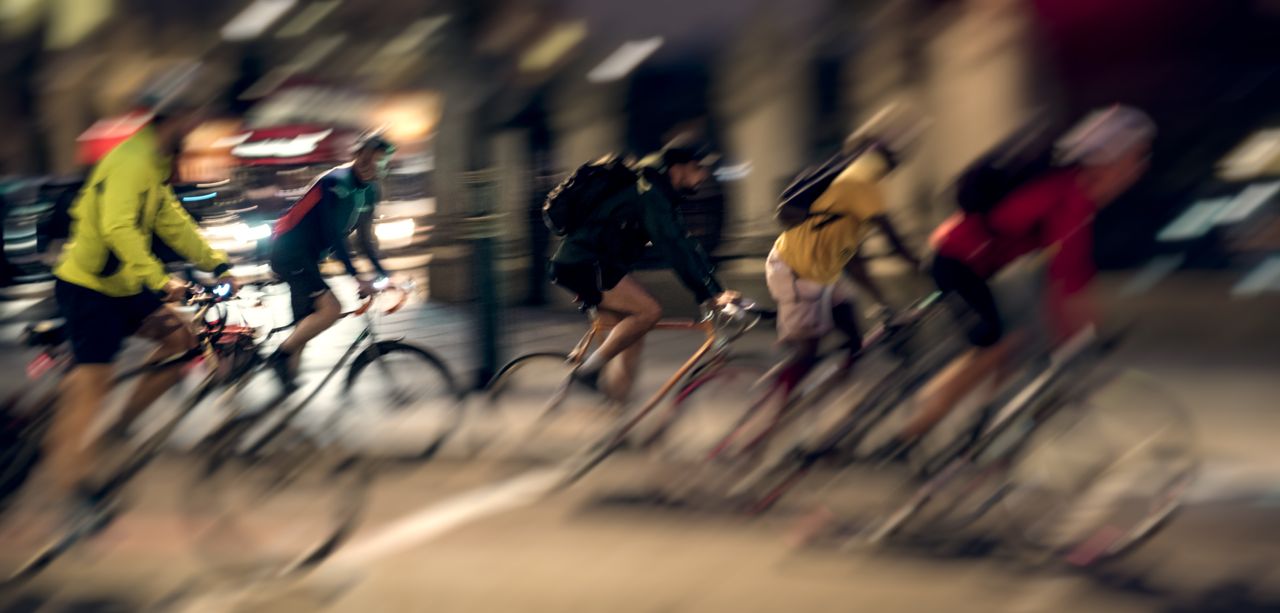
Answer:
[
  {"left": 593, "top": 308, "right": 645, "bottom": 400},
  {"left": 46, "top": 281, "right": 132, "bottom": 494},
  {"left": 273, "top": 260, "right": 340, "bottom": 374},
  {"left": 115, "top": 303, "right": 196, "bottom": 433},
  {"left": 844, "top": 249, "right": 890, "bottom": 310},
  {"left": 766, "top": 249, "right": 827, "bottom": 393},
  {"left": 280, "top": 292, "right": 341, "bottom": 366},
  {"left": 49, "top": 367, "right": 112, "bottom": 493},
  {"left": 900, "top": 256, "right": 1011, "bottom": 439},
  {"left": 830, "top": 277, "right": 863, "bottom": 366},
  {"left": 585, "top": 275, "right": 661, "bottom": 386}
]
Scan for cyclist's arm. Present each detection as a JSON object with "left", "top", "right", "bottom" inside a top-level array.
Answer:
[
  {"left": 829, "top": 169, "right": 919, "bottom": 268},
  {"left": 844, "top": 253, "right": 890, "bottom": 308},
  {"left": 354, "top": 206, "right": 389, "bottom": 278},
  {"left": 868, "top": 215, "right": 921, "bottom": 268},
  {"left": 637, "top": 185, "right": 723, "bottom": 303},
  {"left": 155, "top": 188, "right": 232, "bottom": 277},
  {"left": 1043, "top": 206, "right": 1098, "bottom": 341},
  {"left": 98, "top": 166, "right": 179, "bottom": 291}
]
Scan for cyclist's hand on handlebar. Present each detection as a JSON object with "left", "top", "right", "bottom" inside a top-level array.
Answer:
[
  {"left": 713, "top": 290, "right": 741, "bottom": 308},
  {"left": 701, "top": 291, "right": 736, "bottom": 316},
  {"left": 161, "top": 277, "right": 191, "bottom": 303}
]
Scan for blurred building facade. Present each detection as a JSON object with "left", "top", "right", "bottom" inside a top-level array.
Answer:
[{"left": 1, "top": 0, "right": 1277, "bottom": 300}]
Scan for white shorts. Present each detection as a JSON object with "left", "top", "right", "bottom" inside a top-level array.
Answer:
[{"left": 765, "top": 248, "right": 856, "bottom": 343}]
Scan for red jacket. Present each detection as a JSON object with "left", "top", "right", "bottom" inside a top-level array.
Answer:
[{"left": 931, "top": 170, "right": 1097, "bottom": 295}]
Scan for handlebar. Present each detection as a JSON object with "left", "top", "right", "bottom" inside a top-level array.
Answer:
[
  {"left": 183, "top": 279, "right": 412, "bottom": 344},
  {"left": 353, "top": 284, "right": 409, "bottom": 316},
  {"left": 703, "top": 296, "right": 771, "bottom": 342}
]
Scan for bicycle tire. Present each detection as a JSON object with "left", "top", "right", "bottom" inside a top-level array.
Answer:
[
  {"left": 639, "top": 361, "right": 779, "bottom": 503},
  {"left": 995, "top": 370, "right": 1198, "bottom": 567},
  {"left": 856, "top": 456, "right": 1012, "bottom": 551},
  {"left": 340, "top": 341, "right": 463, "bottom": 462},
  {"left": 557, "top": 418, "right": 632, "bottom": 489},
  {"left": 0, "top": 364, "right": 218, "bottom": 589},
  {"left": 484, "top": 353, "right": 617, "bottom": 462},
  {"left": 740, "top": 360, "right": 919, "bottom": 515},
  {"left": 0, "top": 402, "right": 51, "bottom": 513},
  {"left": 553, "top": 355, "right": 743, "bottom": 489},
  {"left": 184, "top": 423, "right": 369, "bottom": 581}
]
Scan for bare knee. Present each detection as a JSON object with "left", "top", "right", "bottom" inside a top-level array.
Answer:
[
  {"left": 634, "top": 300, "right": 662, "bottom": 329},
  {"left": 314, "top": 292, "right": 342, "bottom": 325}
]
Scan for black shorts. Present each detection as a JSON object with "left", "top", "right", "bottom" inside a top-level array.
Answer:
[
  {"left": 547, "top": 261, "right": 627, "bottom": 308},
  {"left": 55, "top": 280, "right": 176, "bottom": 364},
  {"left": 270, "top": 257, "right": 331, "bottom": 322},
  {"left": 931, "top": 255, "right": 1003, "bottom": 348}
]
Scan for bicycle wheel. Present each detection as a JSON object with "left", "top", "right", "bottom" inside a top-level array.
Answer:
[
  {"left": 483, "top": 353, "right": 617, "bottom": 462},
  {"left": 854, "top": 456, "right": 1012, "bottom": 553},
  {"left": 737, "top": 354, "right": 924, "bottom": 515},
  {"left": 0, "top": 403, "right": 49, "bottom": 513},
  {"left": 996, "top": 370, "right": 1197, "bottom": 566},
  {"left": 335, "top": 341, "right": 462, "bottom": 462},
  {"left": 638, "top": 360, "right": 779, "bottom": 503},
  {"left": 0, "top": 362, "right": 222, "bottom": 588},
  {"left": 184, "top": 424, "right": 369, "bottom": 581}
]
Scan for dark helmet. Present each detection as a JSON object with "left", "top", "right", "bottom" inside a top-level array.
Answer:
[{"left": 659, "top": 135, "right": 718, "bottom": 169}]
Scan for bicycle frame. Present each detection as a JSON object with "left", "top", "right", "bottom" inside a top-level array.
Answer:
[
  {"left": 554, "top": 305, "right": 766, "bottom": 486},
  {"left": 6, "top": 297, "right": 224, "bottom": 428},
  {"left": 234, "top": 287, "right": 409, "bottom": 457},
  {"left": 862, "top": 326, "right": 1108, "bottom": 545}
]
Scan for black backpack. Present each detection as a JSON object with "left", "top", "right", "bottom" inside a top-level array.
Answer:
[
  {"left": 774, "top": 140, "right": 875, "bottom": 229},
  {"left": 542, "top": 156, "right": 638, "bottom": 236},
  {"left": 955, "top": 121, "right": 1060, "bottom": 215}
]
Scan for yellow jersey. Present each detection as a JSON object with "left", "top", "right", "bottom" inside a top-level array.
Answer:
[
  {"left": 772, "top": 151, "right": 889, "bottom": 284},
  {"left": 55, "top": 126, "right": 229, "bottom": 297}
]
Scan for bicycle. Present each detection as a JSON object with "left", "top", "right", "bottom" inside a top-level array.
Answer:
[
  {"left": 658, "top": 290, "right": 961, "bottom": 509},
  {"left": 848, "top": 324, "right": 1197, "bottom": 568},
  {"left": 0, "top": 281, "right": 461, "bottom": 586},
  {"left": 180, "top": 280, "right": 463, "bottom": 578},
  {"left": 483, "top": 298, "right": 769, "bottom": 487},
  {"left": 0, "top": 284, "right": 251, "bottom": 586}
]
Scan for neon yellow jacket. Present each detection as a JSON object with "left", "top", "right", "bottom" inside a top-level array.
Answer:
[{"left": 55, "top": 126, "right": 229, "bottom": 297}]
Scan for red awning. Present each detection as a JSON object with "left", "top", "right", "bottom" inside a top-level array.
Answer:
[
  {"left": 229, "top": 125, "right": 358, "bottom": 166},
  {"left": 75, "top": 111, "right": 152, "bottom": 165}
]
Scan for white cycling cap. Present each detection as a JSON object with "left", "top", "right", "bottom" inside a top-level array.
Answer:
[{"left": 1056, "top": 104, "right": 1156, "bottom": 166}]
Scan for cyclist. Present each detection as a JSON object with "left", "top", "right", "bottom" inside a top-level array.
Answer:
[
  {"left": 884, "top": 105, "right": 1156, "bottom": 455},
  {"left": 267, "top": 131, "right": 395, "bottom": 387},
  {"left": 767, "top": 106, "right": 923, "bottom": 394},
  {"left": 550, "top": 137, "right": 733, "bottom": 400},
  {"left": 49, "top": 74, "right": 238, "bottom": 518}
]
